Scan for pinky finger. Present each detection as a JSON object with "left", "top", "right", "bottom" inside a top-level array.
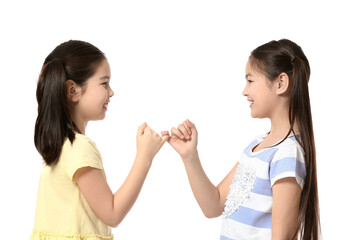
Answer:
[{"left": 161, "top": 131, "right": 170, "bottom": 137}]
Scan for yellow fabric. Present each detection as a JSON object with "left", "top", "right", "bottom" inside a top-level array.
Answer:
[{"left": 30, "top": 134, "right": 113, "bottom": 240}]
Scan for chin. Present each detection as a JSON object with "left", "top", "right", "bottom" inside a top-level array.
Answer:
[
  {"left": 251, "top": 112, "right": 258, "bottom": 118},
  {"left": 251, "top": 112, "right": 265, "bottom": 119},
  {"left": 93, "top": 114, "right": 106, "bottom": 121}
]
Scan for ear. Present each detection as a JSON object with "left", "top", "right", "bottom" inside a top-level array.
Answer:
[
  {"left": 66, "top": 80, "right": 82, "bottom": 102},
  {"left": 275, "top": 73, "right": 290, "bottom": 95}
]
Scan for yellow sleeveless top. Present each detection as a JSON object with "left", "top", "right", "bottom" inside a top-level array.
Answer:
[{"left": 30, "top": 134, "right": 113, "bottom": 240}]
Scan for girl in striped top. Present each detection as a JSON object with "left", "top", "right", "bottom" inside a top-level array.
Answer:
[{"left": 162, "top": 39, "right": 320, "bottom": 239}]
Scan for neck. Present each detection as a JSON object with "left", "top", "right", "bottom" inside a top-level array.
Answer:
[
  {"left": 269, "top": 106, "right": 299, "bottom": 139},
  {"left": 70, "top": 111, "right": 87, "bottom": 135},
  {"left": 75, "top": 120, "right": 87, "bottom": 135}
]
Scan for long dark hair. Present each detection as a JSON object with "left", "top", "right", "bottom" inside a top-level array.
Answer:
[
  {"left": 250, "top": 39, "right": 320, "bottom": 239},
  {"left": 34, "top": 40, "right": 106, "bottom": 166}
]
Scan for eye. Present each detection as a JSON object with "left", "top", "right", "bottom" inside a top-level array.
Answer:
[
  {"left": 247, "top": 79, "right": 253, "bottom": 84},
  {"left": 102, "top": 82, "right": 108, "bottom": 87}
]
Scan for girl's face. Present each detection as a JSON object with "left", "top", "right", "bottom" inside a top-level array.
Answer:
[
  {"left": 243, "top": 59, "right": 279, "bottom": 119},
  {"left": 77, "top": 59, "right": 114, "bottom": 122}
]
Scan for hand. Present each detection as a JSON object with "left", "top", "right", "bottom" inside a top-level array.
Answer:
[
  {"left": 136, "top": 123, "right": 169, "bottom": 164},
  {"left": 161, "top": 119, "right": 198, "bottom": 160}
]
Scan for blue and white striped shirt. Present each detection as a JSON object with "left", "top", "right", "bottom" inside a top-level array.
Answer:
[{"left": 220, "top": 134, "right": 306, "bottom": 240}]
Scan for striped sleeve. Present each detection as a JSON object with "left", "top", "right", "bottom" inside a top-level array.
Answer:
[{"left": 269, "top": 143, "right": 306, "bottom": 189}]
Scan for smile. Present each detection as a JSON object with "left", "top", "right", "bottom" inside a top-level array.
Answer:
[
  {"left": 103, "top": 101, "right": 109, "bottom": 109},
  {"left": 248, "top": 99, "right": 254, "bottom": 108}
]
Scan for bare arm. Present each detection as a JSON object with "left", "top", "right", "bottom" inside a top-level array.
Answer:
[
  {"left": 163, "top": 119, "right": 238, "bottom": 218},
  {"left": 182, "top": 152, "right": 238, "bottom": 218},
  {"left": 271, "top": 177, "right": 302, "bottom": 239},
  {"left": 74, "top": 123, "right": 168, "bottom": 227}
]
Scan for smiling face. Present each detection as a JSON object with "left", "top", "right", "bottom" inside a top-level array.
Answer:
[
  {"left": 242, "top": 59, "right": 279, "bottom": 119},
  {"left": 72, "top": 59, "right": 114, "bottom": 128}
]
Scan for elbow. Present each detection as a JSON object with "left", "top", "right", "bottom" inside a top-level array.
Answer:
[
  {"left": 203, "top": 204, "right": 224, "bottom": 218},
  {"left": 204, "top": 213, "right": 214, "bottom": 219},
  {"left": 109, "top": 216, "right": 124, "bottom": 228},
  {"left": 103, "top": 215, "right": 122, "bottom": 228},
  {"left": 203, "top": 210, "right": 221, "bottom": 219},
  {"left": 109, "top": 222, "right": 119, "bottom": 228},
  {"left": 204, "top": 213, "right": 220, "bottom": 219},
  {"left": 201, "top": 204, "right": 223, "bottom": 219},
  {"left": 107, "top": 219, "right": 120, "bottom": 228}
]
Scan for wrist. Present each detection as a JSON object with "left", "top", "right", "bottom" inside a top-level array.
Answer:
[
  {"left": 182, "top": 149, "right": 199, "bottom": 162},
  {"left": 135, "top": 153, "right": 153, "bottom": 168}
]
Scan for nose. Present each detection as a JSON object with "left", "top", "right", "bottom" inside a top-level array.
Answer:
[
  {"left": 242, "top": 84, "right": 248, "bottom": 97},
  {"left": 109, "top": 87, "right": 114, "bottom": 97}
]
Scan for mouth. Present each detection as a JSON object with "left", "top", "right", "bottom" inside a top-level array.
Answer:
[
  {"left": 248, "top": 99, "right": 254, "bottom": 107},
  {"left": 103, "top": 101, "right": 110, "bottom": 109}
]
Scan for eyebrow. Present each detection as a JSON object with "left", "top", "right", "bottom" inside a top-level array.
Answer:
[
  {"left": 100, "top": 76, "right": 111, "bottom": 80},
  {"left": 245, "top": 73, "right": 252, "bottom": 79}
]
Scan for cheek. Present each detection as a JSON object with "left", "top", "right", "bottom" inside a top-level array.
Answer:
[
  {"left": 95, "top": 89, "right": 109, "bottom": 103},
  {"left": 101, "top": 90, "right": 109, "bottom": 103}
]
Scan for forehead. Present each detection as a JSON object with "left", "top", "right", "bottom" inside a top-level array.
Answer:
[
  {"left": 94, "top": 59, "right": 111, "bottom": 77},
  {"left": 84, "top": 59, "right": 111, "bottom": 88},
  {"left": 245, "top": 59, "right": 265, "bottom": 79}
]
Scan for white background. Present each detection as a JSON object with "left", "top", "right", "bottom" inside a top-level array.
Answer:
[{"left": 0, "top": 0, "right": 348, "bottom": 239}]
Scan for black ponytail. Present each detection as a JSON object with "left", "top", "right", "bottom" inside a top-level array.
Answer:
[
  {"left": 34, "top": 40, "right": 105, "bottom": 165},
  {"left": 34, "top": 59, "right": 75, "bottom": 165},
  {"left": 290, "top": 55, "right": 319, "bottom": 240}
]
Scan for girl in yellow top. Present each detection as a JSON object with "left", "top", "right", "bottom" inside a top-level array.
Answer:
[{"left": 30, "top": 40, "right": 168, "bottom": 240}]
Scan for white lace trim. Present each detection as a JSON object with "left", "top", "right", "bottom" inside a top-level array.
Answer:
[{"left": 222, "top": 161, "right": 256, "bottom": 219}]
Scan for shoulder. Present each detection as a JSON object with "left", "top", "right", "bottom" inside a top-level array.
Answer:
[
  {"left": 61, "top": 134, "right": 102, "bottom": 162},
  {"left": 60, "top": 134, "right": 103, "bottom": 181},
  {"left": 270, "top": 135, "right": 306, "bottom": 188},
  {"left": 62, "top": 134, "right": 99, "bottom": 153},
  {"left": 72, "top": 134, "right": 97, "bottom": 148},
  {"left": 273, "top": 135, "right": 305, "bottom": 162}
]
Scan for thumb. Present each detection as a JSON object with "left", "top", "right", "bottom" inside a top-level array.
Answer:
[
  {"left": 160, "top": 131, "right": 170, "bottom": 143},
  {"left": 161, "top": 131, "right": 169, "bottom": 137},
  {"left": 161, "top": 134, "right": 170, "bottom": 143},
  {"left": 137, "top": 122, "right": 147, "bottom": 137}
]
